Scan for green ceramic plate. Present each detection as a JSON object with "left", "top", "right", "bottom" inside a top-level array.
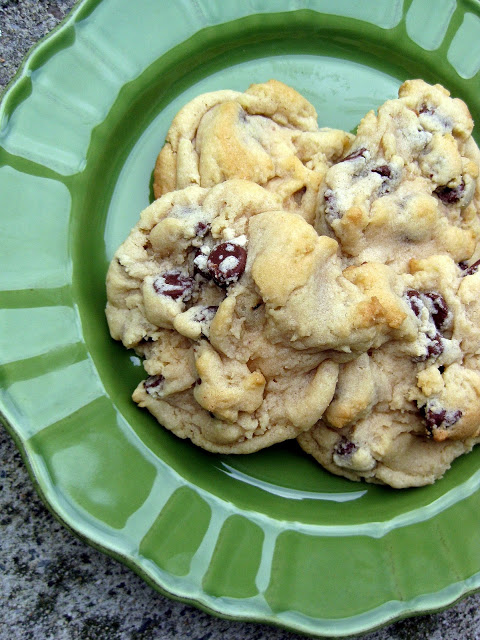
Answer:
[{"left": 2, "top": 0, "right": 480, "bottom": 636}]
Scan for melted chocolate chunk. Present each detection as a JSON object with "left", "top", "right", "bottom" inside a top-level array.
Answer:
[
  {"left": 195, "top": 221, "right": 211, "bottom": 238},
  {"left": 414, "top": 333, "right": 445, "bottom": 362},
  {"left": 341, "top": 147, "right": 367, "bottom": 162},
  {"left": 405, "top": 289, "right": 423, "bottom": 317},
  {"left": 460, "top": 258, "right": 480, "bottom": 276},
  {"left": 372, "top": 165, "right": 392, "bottom": 178},
  {"left": 422, "top": 405, "right": 462, "bottom": 435},
  {"left": 406, "top": 289, "right": 450, "bottom": 332},
  {"left": 418, "top": 104, "right": 453, "bottom": 132},
  {"left": 373, "top": 164, "right": 395, "bottom": 196},
  {"left": 153, "top": 271, "right": 194, "bottom": 300},
  {"left": 207, "top": 242, "right": 247, "bottom": 286},
  {"left": 144, "top": 374, "right": 165, "bottom": 394},
  {"left": 334, "top": 438, "right": 357, "bottom": 458},
  {"left": 434, "top": 180, "right": 465, "bottom": 204},
  {"left": 425, "top": 332, "right": 444, "bottom": 360},
  {"left": 423, "top": 292, "right": 449, "bottom": 330}
]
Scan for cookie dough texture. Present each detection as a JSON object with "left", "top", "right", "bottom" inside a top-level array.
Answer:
[
  {"left": 298, "top": 408, "right": 477, "bottom": 489},
  {"left": 106, "top": 78, "right": 480, "bottom": 487},
  {"left": 298, "top": 254, "right": 480, "bottom": 487},
  {"left": 317, "top": 79, "right": 480, "bottom": 270},
  {"left": 106, "top": 179, "right": 415, "bottom": 453},
  {"left": 248, "top": 211, "right": 415, "bottom": 354},
  {"left": 153, "top": 79, "right": 353, "bottom": 224},
  {"left": 295, "top": 80, "right": 480, "bottom": 487}
]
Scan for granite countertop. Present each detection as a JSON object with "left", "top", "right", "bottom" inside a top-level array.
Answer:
[{"left": 2, "top": 2, "right": 480, "bottom": 639}]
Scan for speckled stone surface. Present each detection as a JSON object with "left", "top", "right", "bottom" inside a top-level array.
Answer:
[{"left": 2, "top": 2, "right": 480, "bottom": 639}]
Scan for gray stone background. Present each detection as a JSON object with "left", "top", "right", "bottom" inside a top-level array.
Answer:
[{"left": 1, "top": 1, "right": 480, "bottom": 638}]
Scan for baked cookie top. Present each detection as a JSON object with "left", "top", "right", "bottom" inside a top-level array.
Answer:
[
  {"left": 298, "top": 405, "right": 477, "bottom": 489},
  {"left": 107, "top": 77, "right": 480, "bottom": 485},
  {"left": 298, "top": 253, "right": 480, "bottom": 487},
  {"left": 153, "top": 79, "right": 353, "bottom": 224},
  {"left": 316, "top": 79, "right": 480, "bottom": 270},
  {"left": 106, "top": 179, "right": 416, "bottom": 453}
]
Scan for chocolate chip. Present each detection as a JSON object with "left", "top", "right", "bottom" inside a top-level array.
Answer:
[
  {"left": 207, "top": 242, "right": 247, "bottom": 286},
  {"left": 434, "top": 180, "right": 465, "bottom": 204},
  {"left": 406, "top": 289, "right": 446, "bottom": 361},
  {"left": 405, "top": 289, "right": 423, "bottom": 317},
  {"left": 460, "top": 258, "right": 480, "bottom": 276},
  {"left": 406, "top": 290, "right": 449, "bottom": 331},
  {"left": 372, "top": 165, "right": 392, "bottom": 178},
  {"left": 444, "top": 409, "right": 463, "bottom": 426},
  {"left": 195, "top": 222, "right": 210, "bottom": 238},
  {"left": 153, "top": 271, "right": 194, "bottom": 300},
  {"left": 191, "top": 306, "right": 218, "bottom": 337},
  {"left": 341, "top": 147, "right": 367, "bottom": 162},
  {"left": 425, "top": 332, "right": 444, "bottom": 360},
  {"left": 422, "top": 405, "right": 462, "bottom": 435},
  {"left": 418, "top": 104, "right": 453, "bottom": 132},
  {"left": 144, "top": 374, "right": 165, "bottom": 394},
  {"left": 423, "top": 292, "right": 449, "bottom": 330},
  {"left": 334, "top": 438, "right": 357, "bottom": 458},
  {"left": 415, "top": 332, "right": 444, "bottom": 362},
  {"left": 373, "top": 164, "right": 396, "bottom": 196}
]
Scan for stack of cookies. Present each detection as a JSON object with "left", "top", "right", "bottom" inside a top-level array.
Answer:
[{"left": 106, "top": 79, "right": 480, "bottom": 488}]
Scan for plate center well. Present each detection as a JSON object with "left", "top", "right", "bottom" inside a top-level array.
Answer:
[{"left": 73, "top": 25, "right": 479, "bottom": 527}]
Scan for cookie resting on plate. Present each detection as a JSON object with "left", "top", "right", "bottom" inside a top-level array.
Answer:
[
  {"left": 153, "top": 79, "right": 353, "bottom": 224},
  {"left": 316, "top": 79, "right": 480, "bottom": 271},
  {"left": 298, "top": 254, "right": 480, "bottom": 487},
  {"left": 106, "top": 179, "right": 417, "bottom": 453}
]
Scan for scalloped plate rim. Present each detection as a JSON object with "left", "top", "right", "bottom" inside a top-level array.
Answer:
[{"left": 2, "top": 0, "right": 480, "bottom": 637}]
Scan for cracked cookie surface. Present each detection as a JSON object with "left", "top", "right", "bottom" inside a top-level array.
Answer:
[
  {"left": 154, "top": 79, "right": 353, "bottom": 224},
  {"left": 106, "top": 179, "right": 415, "bottom": 453},
  {"left": 108, "top": 78, "right": 480, "bottom": 485},
  {"left": 298, "top": 253, "right": 480, "bottom": 487},
  {"left": 316, "top": 79, "right": 480, "bottom": 271}
]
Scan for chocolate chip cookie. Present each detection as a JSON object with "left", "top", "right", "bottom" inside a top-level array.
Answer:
[
  {"left": 298, "top": 253, "right": 480, "bottom": 487},
  {"left": 153, "top": 79, "right": 354, "bottom": 224},
  {"left": 106, "top": 179, "right": 416, "bottom": 453},
  {"left": 316, "top": 79, "right": 480, "bottom": 271},
  {"left": 108, "top": 77, "right": 480, "bottom": 485}
]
